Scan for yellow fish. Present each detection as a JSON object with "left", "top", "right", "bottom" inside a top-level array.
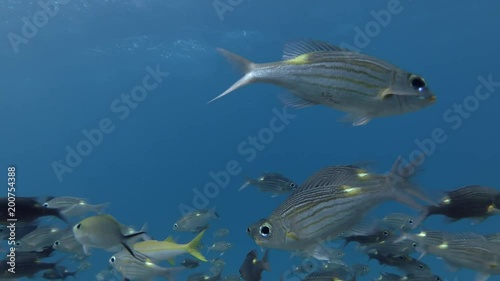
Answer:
[{"left": 133, "top": 229, "right": 207, "bottom": 265}]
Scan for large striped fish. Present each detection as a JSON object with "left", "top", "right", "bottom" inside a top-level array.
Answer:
[
  {"left": 246, "top": 157, "right": 426, "bottom": 251},
  {"left": 210, "top": 40, "right": 436, "bottom": 126}
]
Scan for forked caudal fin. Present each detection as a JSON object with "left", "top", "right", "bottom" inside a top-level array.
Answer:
[
  {"left": 208, "top": 48, "right": 257, "bottom": 104},
  {"left": 186, "top": 229, "right": 208, "bottom": 262}
]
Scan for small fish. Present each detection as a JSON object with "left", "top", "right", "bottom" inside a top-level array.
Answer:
[
  {"left": 210, "top": 257, "right": 226, "bottom": 268},
  {"left": 181, "top": 258, "right": 200, "bottom": 269},
  {"left": 72, "top": 214, "right": 148, "bottom": 257},
  {"left": 210, "top": 40, "right": 436, "bottom": 126},
  {"left": 0, "top": 259, "right": 61, "bottom": 279},
  {"left": 208, "top": 242, "right": 232, "bottom": 254},
  {"left": 174, "top": 207, "right": 219, "bottom": 233},
  {"left": 247, "top": 157, "right": 424, "bottom": 251},
  {"left": 213, "top": 227, "right": 230, "bottom": 238},
  {"left": 0, "top": 222, "right": 37, "bottom": 240},
  {"left": 0, "top": 197, "right": 67, "bottom": 224},
  {"left": 239, "top": 249, "right": 270, "bottom": 281},
  {"left": 239, "top": 173, "right": 297, "bottom": 197},
  {"left": 42, "top": 262, "right": 90, "bottom": 280},
  {"left": 15, "top": 226, "right": 65, "bottom": 252},
  {"left": 42, "top": 196, "right": 109, "bottom": 217},
  {"left": 53, "top": 230, "right": 88, "bottom": 259},
  {"left": 382, "top": 213, "right": 417, "bottom": 231},
  {"left": 415, "top": 185, "right": 500, "bottom": 225},
  {"left": 132, "top": 229, "right": 207, "bottom": 264},
  {"left": 15, "top": 246, "right": 55, "bottom": 263},
  {"left": 109, "top": 249, "right": 184, "bottom": 281}
]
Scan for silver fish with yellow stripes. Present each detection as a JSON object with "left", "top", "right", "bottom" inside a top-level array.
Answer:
[
  {"left": 210, "top": 40, "right": 436, "bottom": 126},
  {"left": 246, "top": 157, "right": 424, "bottom": 251}
]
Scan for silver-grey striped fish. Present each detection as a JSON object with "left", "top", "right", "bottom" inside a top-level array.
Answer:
[
  {"left": 246, "top": 157, "right": 424, "bottom": 251},
  {"left": 210, "top": 40, "right": 436, "bottom": 126},
  {"left": 239, "top": 173, "right": 297, "bottom": 197}
]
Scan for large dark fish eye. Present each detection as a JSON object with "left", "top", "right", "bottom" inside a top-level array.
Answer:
[
  {"left": 54, "top": 241, "right": 60, "bottom": 246},
  {"left": 412, "top": 242, "right": 417, "bottom": 248},
  {"left": 408, "top": 219, "right": 414, "bottom": 225},
  {"left": 42, "top": 203, "right": 49, "bottom": 208},
  {"left": 259, "top": 222, "right": 272, "bottom": 237},
  {"left": 246, "top": 227, "right": 251, "bottom": 233},
  {"left": 15, "top": 242, "right": 21, "bottom": 246},
  {"left": 383, "top": 231, "right": 389, "bottom": 236},
  {"left": 409, "top": 75, "right": 426, "bottom": 90},
  {"left": 110, "top": 257, "right": 116, "bottom": 263},
  {"left": 76, "top": 223, "right": 81, "bottom": 230},
  {"left": 173, "top": 223, "right": 178, "bottom": 229}
]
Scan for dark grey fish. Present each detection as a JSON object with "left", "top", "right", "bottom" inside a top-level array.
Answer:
[
  {"left": 239, "top": 249, "right": 270, "bottom": 281},
  {"left": 343, "top": 227, "right": 393, "bottom": 246},
  {"left": 0, "top": 259, "right": 59, "bottom": 279},
  {"left": 0, "top": 197, "right": 67, "bottom": 224},
  {"left": 302, "top": 268, "right": 356, "bottom": 281},
  {"left": 210, "top": 40, "right": 436, "bottom": 126},
  {"left": 404, "top": 272, "right": 443, "bottom": 281},
  {"left": 416, "top": 185, "right": 500, "bottom": 225},
  {"left": 16, "top": 246, "right": 56, "bottom": 263},
  {"left": 182, "top": 258, "right": 200, "bottom": 269},
  {"left": 247, "top": 157, "right": 424, "bottom": 251},
  {"left": 239, "top": 173, "right": 297, "bottom": 197}
]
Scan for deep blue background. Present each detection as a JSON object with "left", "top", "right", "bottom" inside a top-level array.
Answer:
[{"left": 1, "top": 0, "right": 499, "bottom": 280}]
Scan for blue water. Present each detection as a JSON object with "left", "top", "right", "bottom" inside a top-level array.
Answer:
[{"left": 1, "top": 0, "right": 500, "bottom": 280}]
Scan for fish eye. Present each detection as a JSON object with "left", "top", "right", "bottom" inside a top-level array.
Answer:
[
  {"left": 412, "top": 243, "right": 417, "bottom": 248},
  {"left": 109, "top": 257, "right": 116, "bottom": 263},
  {"left": 15, "top": 242, "right": 21, "bottom": 246},
  {"left": 419, "top": 264, "right": 424, "bottom": 269},
  {"left": 409, "top": 75, "right": 426, "bottom": 90},
  {"left": 173, "top": 223, "right": 178, "bottom": 229},
  {"left": 383, "top": 231, "right": 389, "bottom": 236},
  {"left": 246, "top": 227, "right": 251, "bottom": 233},
  {"left": 42, "top": 203, "right": 49, "bottom": 207},
  {"left": 408, "top": 219, "right": 414, "bottom": 225},
  {"left": 259, "top": 222, "right": 272, "bottom": 237},
  {"left": 75, "top": 223, "right": 81, "bottom": 230},
  {"left": 54, "top": 241, "right": 60, "bottom": 246},
  {"left": 290, "top": 183, "right": 297, "bottom": 188}
]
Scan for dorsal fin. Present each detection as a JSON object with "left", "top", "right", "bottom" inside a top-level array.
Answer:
[
  {"left": 282, "top": 40, "right": 347, "bottom": 60},
  {"left": 164, "top": 236, "right": 175, "bottom": 242}
]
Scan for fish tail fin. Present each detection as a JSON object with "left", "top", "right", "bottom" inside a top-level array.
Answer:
[
  {"left": 238, "top": 181, "right": 250, "bottom": 191},
  {"left": 386, "top": 155, "right": 432, "bottom": 211},
  {"left": 94, "top": 202, "right": 110, "bottom": 214},
  {"left": 55, "top": 210, "right": 69, "bottom": 224},
  {"left": 412, "top": 206, "right": 430, "bottom": 229},
  {"left": 208, "top": 48, "right": 257, "bottom": 104},
  {"left": 187, "top": 229, "right": 208, "bottom": 262}
]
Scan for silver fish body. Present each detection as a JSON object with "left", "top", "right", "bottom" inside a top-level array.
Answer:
[
  {"left": 247, "top": 158, "right": 422, "bottom": 251},
  {"left": 239, "top": 173, "right": 297, "bottom": 197},
  {"left": 211, "top": 40, "right": 436, "bottom": 126}
]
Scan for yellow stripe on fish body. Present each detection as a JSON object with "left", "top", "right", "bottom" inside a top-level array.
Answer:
[
  {"left": 284, "top": 54, "right": 311, "bottom": 65},
  {"left": 133, "top": 229, "right": 207, "bottom": 263}
]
